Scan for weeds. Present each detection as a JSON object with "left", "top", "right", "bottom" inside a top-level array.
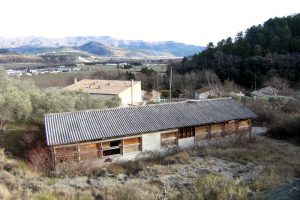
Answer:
[
  {"left": 0, "top": 184, "right": 10, "bottom": 200},
  {"left": 32, "top": 191, "right": 58, "bottom": 200},
  {"left": 107, "top": 164, "right": 126, "bottom": 175},
  {"left": 0, "top": 170, "right": 19, "bottom": 191},
  {"left": 47, "top": 178, "right": 57, "bottom": 186},
  {"left": 251, "top": 170, "right": 283, "bottom": 191},
  {"left": 192, "top": 174, "right": 247, "bottom": 200}
]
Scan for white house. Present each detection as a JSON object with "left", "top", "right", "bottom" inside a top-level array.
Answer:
[
  {"left": 64, "top": 79, "right": 142, "bottom": 106},
  {"left": 194, "top": 85, "right": 218, "bottom": 99}
]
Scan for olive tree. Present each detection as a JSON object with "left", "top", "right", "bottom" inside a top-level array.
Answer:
[{"left": 0, "top": 85, "right": 32, "bottom": 130}]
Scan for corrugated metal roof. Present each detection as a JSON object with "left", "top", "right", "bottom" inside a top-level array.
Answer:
[{"left": 44, "top": 98, "right": 256, "bottom": 146}]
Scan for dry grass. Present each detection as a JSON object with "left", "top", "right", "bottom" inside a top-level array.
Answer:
[
  {"left": 31, "top": 190, "right": 95, "bottom": 200},
  {"left": 192, "top": 174, "right": 248, "bottom": 200},
  {"left": 20, "top": 72, "right": 91, "bottom": 88},
  {"left": 251, "top": 169, "right": 283, "bottom": 191},
  {"left": 0, "top": 171, "right": 19, "bottom": 191},
  {"left": 192, "top": 138, "right": 300, "bottom": 190},
  {"left": 0, "top": 184, "right": 10, "bottom": 200},
  {"left": 162, "top": 151, "right": 191, "bottom": 165},
  {"left": 196, "top": 138, "right": 298, "bottom": 165},
  {"left": 32, "top": 191, "right": 58, "bottom": 200},
  {"left": 53, "top": 149, "right": 188, "bottom": 178},
  {"left": 107, "top": 164, "right": 126, "bottom": 175},
  {"left": 93, "top": 182, "right": 162, "bottom": 200}
]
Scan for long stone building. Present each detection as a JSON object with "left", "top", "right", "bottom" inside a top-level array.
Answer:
[{"left": 44, "top": 98, "right": 256, "bottom": 164}]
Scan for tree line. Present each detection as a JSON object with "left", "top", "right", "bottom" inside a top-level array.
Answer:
[{"left": 172, "top": 14, "right": 300, "bottom": 89}]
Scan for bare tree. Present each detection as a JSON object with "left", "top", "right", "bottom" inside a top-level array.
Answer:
[
  {"left": 265, "top": 76, "right": 294, "bottom": 96},
  {"left": 222, "top": 79, "right": 243, "bottom": 93},
  {"left": 200, "top": 69, "right": 221, "bottom": 86}
]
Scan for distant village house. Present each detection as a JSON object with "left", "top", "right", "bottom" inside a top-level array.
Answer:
[
  {"left": 251, "top": 86, "right": 278, "bottom": 99},
  {"left": 141, "top": 90, "right": 161, "bottom": 103},
  {"left": 64, "top": 79, "right": 142, "bottom": 106},
  {"left": 194, "top": 85, "right": 218, "bottom": 99}
]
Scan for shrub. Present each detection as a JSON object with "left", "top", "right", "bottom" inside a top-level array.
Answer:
[
  {"left": 119, "top": 160, "right": 143, "bottom": 175},
  {"left": 47, "top": 178, "right": 57, "bottom": 185},
  {"left": 52, "top": 160, "right": 101, "bottom": 178},
  {"left": 162, "top": 151, "right": 191, "bottom": 165},
  {"left": 267, "top": 119, "right": 300, "bottom": 144},
  {"left": 193, "top": 174, "right": 247, "bottom": 200},
  {"left": 281, "top": 99, "right": 300, "bottom": 113},
  {"left": 17, "top": 160, "right": 27, "bottom": 174},
  {"left": 107, "top": 164, "right": 126, "bottom": 175},
  {"left": 26, "top": 142, "right": 54, "bottom": 174},
  {"left": 0, "top": 171, "right": 19, "bottom": 191},
  {"left": 251, "top": 170, "right": 283, "bottom": 191},
  {"left": 78, "top": 191, "right": 95, "bottom": 200},
  {"left": 32, "top": 191, "right": 58, "bottom": 200}
]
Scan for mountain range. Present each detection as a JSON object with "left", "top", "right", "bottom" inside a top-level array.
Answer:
[{"left": 0, "top": 36, "right": 204, "bottom": 58}]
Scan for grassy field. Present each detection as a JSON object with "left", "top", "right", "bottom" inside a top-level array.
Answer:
[
  {"left": 19, "top": 64, "right": 167, "bottom": 88},
  {"left": 86, "top": 64, "right": 167, "bottom": 73},
  {"left": 19, "top": 72, "right": 92, "bottom": 88}
]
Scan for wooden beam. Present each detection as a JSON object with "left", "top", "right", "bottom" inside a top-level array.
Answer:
[
  {"left": 221, "top": 123, "right": 225, "bottom": 137},
  {"left": 249, "top": 119, "right": 252, "bottom": 138},
  {"left": 208, "top": 124, "right": 211, "bottom": 140},
  {"left": 52, "top": 147, "right": 56, "bottom": 167},
  {"left": 99, "top": 142, "right": 103, "bottom": 159},
  {"left": 77, "top": 145, "right": 80, "bottom": 161},
  {"left": 176, "top": 129, "right": 179, "bottom": 145},
  {"left": 121, "top": 139, "right": 124, "bottom": 155}
]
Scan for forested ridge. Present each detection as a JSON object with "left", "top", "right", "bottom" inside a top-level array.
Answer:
[{"left": 174, "top": 14, "right": 300, "bottom": 89}]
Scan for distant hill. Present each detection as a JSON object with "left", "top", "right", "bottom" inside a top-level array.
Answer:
[
  {"left": 118, "top": 41, "right": 204, "bottom": 57},
  {"left": 0, "top": 36, "right": 204, "bottom": 58},
  {"left": 78, "top": 42, "right": 112, "bottom": 56},
  {"left": 0, "top": 49, "right": 16, "bottom": 55},
  {"left": 77, "top": 41, "right": 178, "bottom": 58}
]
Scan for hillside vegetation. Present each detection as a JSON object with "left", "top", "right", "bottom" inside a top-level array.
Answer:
[{"left": 174, "top": 14, "right": 300, "bottom": 89}]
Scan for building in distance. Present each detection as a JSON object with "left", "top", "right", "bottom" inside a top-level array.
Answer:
[
  {"left": 64, "top": 79, "right": 142, "bottom": 106},
  {"left": 194, "top": 85, "right": 219, "bottom": 99}
]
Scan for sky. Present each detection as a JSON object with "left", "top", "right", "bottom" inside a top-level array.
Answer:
[{"left": 0, "top": 0, "right": 299, "bottom": 46}]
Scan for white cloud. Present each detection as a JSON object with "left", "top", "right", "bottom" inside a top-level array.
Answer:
[{"left": 0, "top": 0, "right": 298, "bottom": 45}]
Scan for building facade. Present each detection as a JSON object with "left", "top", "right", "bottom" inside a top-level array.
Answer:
[{"left": 44, "top": 98, "right": 256, "bottom": 164}]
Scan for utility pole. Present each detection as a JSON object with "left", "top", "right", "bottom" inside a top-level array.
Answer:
[
  {"left": 169, "top": 66, "right": 172, "bottom": 102},
  {"left": 254, "top": 73, "right": 257, "bottom": 90}
]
